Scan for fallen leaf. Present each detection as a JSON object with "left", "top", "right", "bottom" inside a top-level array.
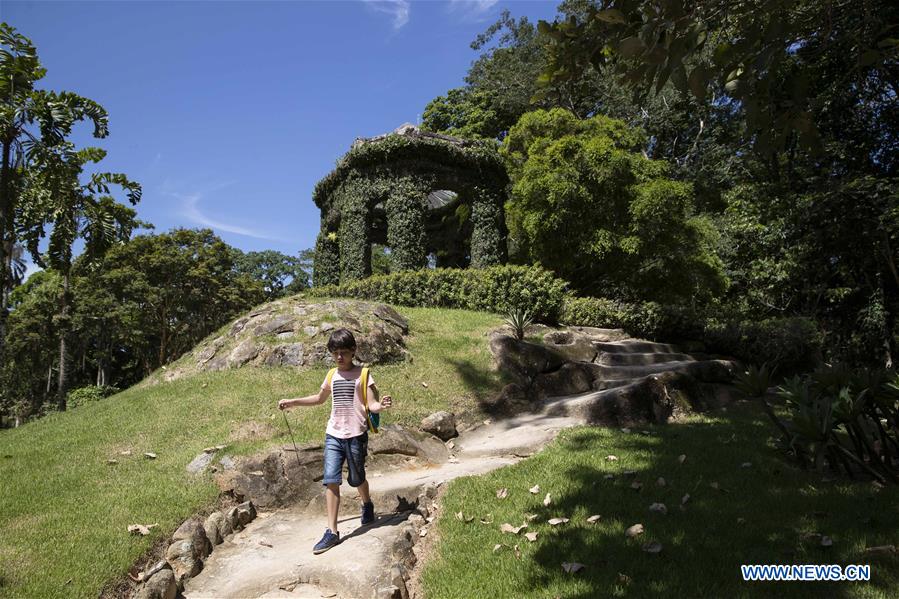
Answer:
[
  {"left": 649, "top": 503, "right": 667, "bottom": 515},
  {"left": 710, "top": 482, "right": 720, "bottom": 490},
  {"left": 548, "top": 517, "right": 569, "bottom": 526},
  {"left": 421, "top": 382, "right": 429, "bottom": 388},
  {"left": 642, "top": 541, "right": 663, "bottom": 553},
  {"left": 630, "top": 481, "right": 643, "bottom": 491},
  {"left": 496, "top": 488, "right": 509, "bottom": 499},
  {"left": 656, "top": 477, "right": 666, "bottom": 487},
  {"left": 483, "top": 419, "right": 492, "bottom": 425},
  {"left": 625, "top": 524, "right": 644, "bottom": 538},
  {"left": 107, "top": 459, "right": 118, "bottom": 465},
  {"left": 562, "top": 562, "right": 585, "bottom": 573},
  {"left": 493, "top": 543, "right": 505, "bottom": 553},
  {"left": 455, "top": 511, "right": 464, "bottom": 521},
  {"left": 201, "top": 383, "right": 208, "bottom": 388},
  {"left": 419, "top": 528, "right": 428, "bottom": 537},
  {"left": 741, "top": 462, "right": 753, "bottom": 468},
  {"left": 259, "top": 539, "right": 273, "bottom": 548},
  {"left": 525, "top": 532, "right": 539, "bottom": 542},
  {"left": 479, "top": 514, "right": 494, "bottom": 525},
  {"left": 426, "top": 516, "right": 435, "bottom": 523},
  {"left": 821, "top": 536, "right": 833, "bottom": 547},
  {"left": 618, "top": 573, "right": 632, "bottom": 585},
  {"left": 144, "top": 452, "right": 157, "bottom": 459},
  {"left": 120, "top": 450, "right": 132, "bottom": 456},
  {"left": 543, "top": 493, "right": 552, "bottom": 506},
  {"left": 447, "top": 441, "right": 455, "bottom": 449},
  {"left": 525, "top": 513, "right": 538, "bottom": 521},
  {"left": 621, "top": 428, "right": 631, "bottom": 433},
  {"left": 678, "top": 454, "right": 687, "bottom": 465},
  {"left": 736, "top": 517, "right": 746, "bottom": 525},
  {"left": 529, "top": 484, "right": 540, "bottom": 494},
  {"left": 500, "top": 523, "right": 527, "bottom": 534},
  {"left": 681, "top": 493, "right": 690, "bottom": 505},
  {"left": 605, "top": 455, "right": 619, "bottom": 462},
  {"left": 127, "top": 523, "right": 158, "bottom": 536},
  {"left": 514, "top": 544, "right": 521, "bottom": 559},
  {"left": 587, "top": 515, "right": 601, "bottom": 524}
]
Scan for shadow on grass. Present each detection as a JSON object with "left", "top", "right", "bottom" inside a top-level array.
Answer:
[
  {"left": 521, "top": 408, "right": 899, "bottom": 598},
  {"left": 447, "top": 358, "right": 510, "bottom": 407}
]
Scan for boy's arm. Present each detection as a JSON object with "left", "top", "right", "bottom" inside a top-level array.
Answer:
[
  {"left": 278, "top": 385, "right": 329, "bottom": 410},
  {"left": 367, "top": 385, "right": 393, "bottom": 413}
]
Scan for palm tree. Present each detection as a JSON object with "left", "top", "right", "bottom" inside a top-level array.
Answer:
[{"left": 20, "top": 143, "right": 141, "bottom": 409}]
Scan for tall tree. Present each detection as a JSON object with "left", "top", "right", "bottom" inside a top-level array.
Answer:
[
  {"left": 0, "top": 23, "right": 110, "bottom": 361},
  {"left": 233, "top": 249, "right": 308, "bottom": 300},
  {"left": 18, "top": 143, "right": 141, "bottom": 408}
]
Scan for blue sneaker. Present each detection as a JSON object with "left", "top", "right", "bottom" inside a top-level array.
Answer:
[
  {"left": 313, "top": 528, "right": 340, "bottom": 554},
  {"left": 361, "top": 501, "right": 375, "bottom": 526}
]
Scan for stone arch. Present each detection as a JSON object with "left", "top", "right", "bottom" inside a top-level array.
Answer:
[{"left": 312, "top": 125, "right": 509, "bottom": 286}]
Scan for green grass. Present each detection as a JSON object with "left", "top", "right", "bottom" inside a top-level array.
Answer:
[
  {"left": 423, "top": 402, "right": 899, "bottom": 598},
  {"left": 0, "top": 305, "right": 503, "bottom": 599}
]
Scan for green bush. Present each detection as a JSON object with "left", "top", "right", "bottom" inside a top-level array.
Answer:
[
  {"left": 704, "top": 317, "right": 823, "bottom": 375},
  {"left": 559, "top": 296, "right": 623, "bottom": 328},
  {"left": 309, "top": 265, "right": 568, "bottom": 322},
  {"left": 67, "top": 386, "right": 118, "bottom": 409}
]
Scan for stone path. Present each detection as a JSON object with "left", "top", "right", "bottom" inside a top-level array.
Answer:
[{"left": 184, "top": 332, "right": 736, "bottom": 599}]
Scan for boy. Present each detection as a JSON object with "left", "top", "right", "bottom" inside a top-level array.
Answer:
[{"left": 278, "top": 328, "right": 393, "bottom": 554}]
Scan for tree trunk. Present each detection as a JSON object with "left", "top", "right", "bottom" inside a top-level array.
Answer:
[
  {"left": 56, "top": 272, "right": 70, "bottom": 411},
  {"left": 0, "top": 139, "right": 11, "bottom": 367}
]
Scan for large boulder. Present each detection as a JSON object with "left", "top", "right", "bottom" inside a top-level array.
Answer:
[
  {"left": 488, "top": 334, "right": 566, "bottom": 383},
  {"left": 214, "top": 448, "right": 319, "bottom": 508},
  {"left": 535, "top": 362, "right": 594, "bottom": 397},
  {"left": 542, "top": 331, "right": 598, "bottom": 363},
  {"left": 368, "top": 424, "right": 449, "bottom": 464},
  {"left": 420, "top": 411, "right": 457, "bottom": 441},
  {"left": 134, "top": 568, "right": 176, "bottom": 599}
]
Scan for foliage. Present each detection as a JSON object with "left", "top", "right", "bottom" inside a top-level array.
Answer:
[
  {"left": 734, "top": 363, "right": 774, "bottom": 399},
  {"left": 502, "top": 108, "right": 726, "bottom": 302},
  {"left": 309, "top": 264, "right": 569, "bottom": 323},
  {"left": 765, "top": 367, "right": 899, "bottom": 484},
  {"left": 233, "top": 249, "right": 308, "bottom": 300},
  {"left": 312, "top": 131, "right": 508, "bottom": 285},
  {"left": 539, "top": 0, "right": 899, "bottom": 158},
  {"left": 66, "top": 385, "right": 117, "bottom": 409},
  {"left": 503, "top": 306, "right": 534, "bottom": 340},
  {"left": 421, "top": 88, "right": 504, "bottom": 140}
]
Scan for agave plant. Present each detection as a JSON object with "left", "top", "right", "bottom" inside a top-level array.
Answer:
[
  {"left": 504, "top": 307, "right": 534, "bottom": 341},
  {"left": 734, "top": 363, "right": 774, "bottom": 398}
]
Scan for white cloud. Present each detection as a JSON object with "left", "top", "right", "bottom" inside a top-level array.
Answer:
[
  {"left": 165, "top": 185, "right": 285, "bottom": 242},
  {"left": 447, "top": 0, "right": 500, "bottom": 18},
  {"left": 362, "top": 0, "right": 411, "bottom": 29}
]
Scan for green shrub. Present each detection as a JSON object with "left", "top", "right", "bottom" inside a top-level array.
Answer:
[
  {"left": 704, "top": 317, "right": 822, "bottom": 375},
  {"left": 67, "top": 385, "right": 118, "bottom": 409},
  {"left": 309, "top": 265, "right": 568, "bottom": 322},
  {"left": 559, "top": 296, "right": 623, "bottom": 328}
]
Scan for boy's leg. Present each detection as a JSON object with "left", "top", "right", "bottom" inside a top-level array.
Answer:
[
  {"left": 325, "top": 483, "right": 340, "bottom": 533},
  {"left": 357, "top": 479, "right": 370, "bottom": 504}
]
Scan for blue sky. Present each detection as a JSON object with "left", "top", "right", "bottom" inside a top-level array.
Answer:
[{"left": 4, "top": 0, "right": 559, "bottom": 276}]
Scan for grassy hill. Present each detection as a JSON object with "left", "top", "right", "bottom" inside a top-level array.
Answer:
[{"left": 0, "top": 305, "right": 503, "bottom": 599}]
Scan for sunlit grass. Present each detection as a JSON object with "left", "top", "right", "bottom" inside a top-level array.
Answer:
[
  {"left": 0, "top": 305, "right": 502, "bottom": 599},
  {"left": 423, "top": 403, "right": 899, "bottom": 598}
]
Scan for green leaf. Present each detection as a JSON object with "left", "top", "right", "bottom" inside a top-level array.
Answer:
[
  {"left": 688, "top": 65, "right": 708, "bottom": 100},
  {"left": 618, "top": 37, "right": 645, "bottom": 58},
  {"left": 595, "top": 9, "right": 626, "bottom": 24}
]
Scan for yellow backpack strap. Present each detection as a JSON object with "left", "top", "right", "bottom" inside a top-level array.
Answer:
[
  {"left": 326, "top": 367, "right": 337, "bottom": 387},
  {"left": 360, "top": 367, "right": 377, "bottom": 433}
]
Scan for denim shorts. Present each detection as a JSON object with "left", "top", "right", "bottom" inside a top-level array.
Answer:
[{"left": 322, "top": 432, "right": 368, "bottom": 487}]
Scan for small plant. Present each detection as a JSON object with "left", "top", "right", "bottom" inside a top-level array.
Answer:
[
  {"left": 504, "top": 307, "right": 534, "bottom": 340},
  {"left": 734, "top": 363, "right": 774, "bottom": 398}
]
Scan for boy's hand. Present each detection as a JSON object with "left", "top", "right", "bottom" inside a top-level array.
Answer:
[
  {"left": 278, "top": 399, "right": 292, "bottom": 411},
  {"left": 380, "top": 395, "right": 393, "bottom": 410}
]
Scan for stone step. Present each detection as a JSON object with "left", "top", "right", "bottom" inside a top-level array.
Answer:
[
  {"left": 594, "top": 340, "right": 679, "bottom": 354},
  {"left": 588, "top": 360, "right": 702, "bottom": 381},
  {"left": 597, "top": 352, "right": 696, "bottom": 366}
]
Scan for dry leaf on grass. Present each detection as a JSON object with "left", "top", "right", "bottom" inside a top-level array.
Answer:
[
  {"left": 605, "top": 455, "right": 619, "bottom": 462},
  {"left": 618, "top": 573, "right": 632, "bottom": 585},
  {"left": 419, "top": 528, "right": 428, "bottom": 538},
  {"left": 421, "top": 382, "right": 429, "bottom": 388},
  {"left": 678, "top": 454, "right": 687, "bottom": 465},
  {"left": 479, "top": 514, "right": 494, "bottom": 525},
  {"left": 548, "top": 517, "right": 569, "bottom": 526},
  {"left": 127, "top": 523, "right": 158, "bottom": 536},
  {"left": 525, "top": 513, "right": 538, "bottom": 522},
  {"left": 529, "top": 484, "right": 540, "bottom": 494},
  {"left": 120, "top": 450, "right": 132, "bottom": 456},
  {"left": 493, "top": 543, "right": 505, "bottom": 553},
  {"left": 864, "top": 545, "right": 897, "bottom": 556},
  {"left": 259, "top": 539, "right": 273, "bottom": 548},
  {"left": 144, "top": 452, "right": 157, "bottom": 459},
  {"left": 496, "top": 488, "right": 509, "bottom": 499},
  {"left": 741, "top": 462, "right": 753, "bottom": 468},
  {"left": 656, "top": 477, "right": 666, "bottom": 487},
  {"left": 681, "top": 493, "right": 690, "bottom": 505},
  {"left": 107, "top": 459, "right": 118, "bottom": 465},
  {"left": 630, "top": 481, "right": 643, "bottom": 491},
  {"left": 514, "top": 544, "right": 521, "bottom": 559},
  {"left": 821, "top": 536, "right": 833, "bottom": 547},
  {"left": 587, "top": 515, "right": 601, "bottom": 524},
  {"left": 625, "top": 524, "right": 644, "bottom": 538},
  {"left": 642, "top": 541, "right": 663, "bottom": 553},
  {"left": 525, "top": 532, "right": 539, "bottom": 542},
  {"left": 562, "top": 562, "right": 585, "bottom": 573},
  {"left": 649, "top": 503, "right": 667, "bottom": 515},
  {"left": 500, "top": 523, "right": 527, "bottom": 534},
  {"left": 543, "top": 493, "right": 552, "bottom": 506}
]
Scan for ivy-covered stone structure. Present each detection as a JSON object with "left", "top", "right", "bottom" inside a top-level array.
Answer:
[{"left": 312, "top": 124, "right": 509, "bottom": 286}]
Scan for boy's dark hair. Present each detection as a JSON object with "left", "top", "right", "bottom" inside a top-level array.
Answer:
[{"left": 327, "top": 328, "right": 357, "bottom": 352}]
